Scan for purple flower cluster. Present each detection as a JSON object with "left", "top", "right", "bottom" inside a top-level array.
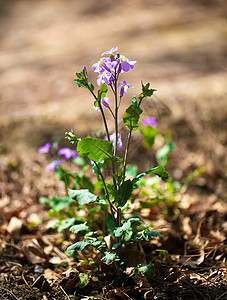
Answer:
[
  {"left": 38, "top": 143, "right": 78, "bottom": 172},
  {"left": 92, "top": 47, "right": 136, "bottom": 94}
]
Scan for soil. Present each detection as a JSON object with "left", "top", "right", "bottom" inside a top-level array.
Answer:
[{"left": 0, "top": 0, "right": 227, "bottom": 299}]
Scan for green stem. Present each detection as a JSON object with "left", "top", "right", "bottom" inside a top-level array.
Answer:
[
  {"left": 90, "top": 90, "right": 110, "bottom": 141},
  {"left": 93, "top": 162, "right": 117, "bottom": 224},
  {"left": 122, "top": 128, "right": 132, "bottom": 182},
  {"left": 113, "top": 72, "right": 118, "bottom": 157},
  {"left": 121, "top": 96, "right": 145, "bottom": 183}
]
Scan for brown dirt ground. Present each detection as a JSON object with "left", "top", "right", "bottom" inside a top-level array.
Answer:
[{"left": 0, "top": 0, "right": 227, "bottom": 299}]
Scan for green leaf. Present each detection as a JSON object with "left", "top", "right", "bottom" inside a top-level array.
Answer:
[
  {"left": 101, "top": 251, "right": 117, "bottom": 265},
  {"left": 49, "top": 196, "right": 75, "bottom": 212},
  {"left": 70, "top": 222, "right": 89, "bottom": 234},
  {"left": 132, "top": 165, "right": 169, "bottom": 184},
  {"left": 77, "top": 273, "right": 89, "bottom": 288},
  {"left": 39, "top": 196, "right": 49, "bottom": 207},
  {"left": 119, "top": 180, "right": 133, "bottom": 207},
  {"left": 92, "top": 159, "right": 105, "bottom": 175},
  {"left": 136, "top": 262, "right": 154, "bottom": 279},
  {"left": 97, "top": 83, "right": 108, "bottom": 101},
  {"left": 146, "top": 230, "right": 164, "bottom": 239},
  {"left": 57, "top": 218, "right": 76, "bottom": 232},
  {"left": 55, "top": 168, "right": 71, "bottom": 187},
  {"left": 73, "top": 174, "right": 94, "bottom": 192},
  {"left": 77, "top": 137, "right": 113, "bottom": 162},
  {"left": 132, "top": 96, "right": 143, "bottom": 114},
  {"left": 67, "top": 241, "right": 90, "bottom": 252},
  {"left": 156, "top": 141, "right": 175, "bottom": 165},
  {"left": 68, "top": 189, "right": 97, "bottom": 205},
  {"left": 124, "top": 229, "right": 133, "bottom": 242},
  {"left": 114, "top": 220, "right": 131, "bottom": 237},
  {"left": 140, "top": 125, "right": 157, "bottom": 148},
  {"left": 74, "top": 78, "right": 88, "bottom": 88},
  {"left": 74, "top": 68, "right": 91, "bottom": 90},
  {"left": 46, "top": 219, "right": 59, "bottom": 229},
  {"left": 123, "top": 105, "right": 141, "bottom": 131},
  {"left": 138, "top": 82, "right": 156, "bottom": 100},
  {"left": 125, "top": 165, "right": 138, "bottom": 178},
  {"left": 73, "top": 156, "right": 87, "bottom": 167},
  {"left": 156, "top": 249, "right": 168, "bottom": 258},
  {"left": 88, "top": 82, "right": 94, "bottom": 92},
  {"left": 106, "top": 213, "right": 116, "bottom": 233},
  {"left": 106, "top": 183, "right": 118, "bottom": 198},
  {"left": 112, "top": 242, "right": 121, "bottom": 250}
]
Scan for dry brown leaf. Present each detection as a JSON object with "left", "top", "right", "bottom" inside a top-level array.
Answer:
[{"left": 21, "top": 239, "right": 47, "bottom": 264}]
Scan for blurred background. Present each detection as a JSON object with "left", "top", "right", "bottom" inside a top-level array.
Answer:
[{"left": 0, "top": 0, "right": 227, "bottom": 190}]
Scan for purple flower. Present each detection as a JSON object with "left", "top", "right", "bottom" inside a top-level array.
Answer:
[
  {"left": 117, "top": 80, "right": 134, "bottom": 97},
  {"left": 143, "top": 117, "right": 157, "bottom": 127},
  {"left": 46, "top": 160, "right": 61, "bottom": 172},
  {"left": 92, "top": 57, "right": 114, "bottom": 73},
  {"left": 101, "top": 47, "right": 118, "bottom": 56},
  {"left": 118, "top": 55, "right": 136, "bottom": 73},
  {"left": 58, "top": 148, "right": 78, "bottom": 160},
  {"left": 93, "top": 97, "right": 111, "bottom": 112},
  {"left": 38, "top": 142, "right": 51, "bottom": 154},
  {"left": 97, "top": 71, "right": 114, "bottom": 86},
  {"left": 105, "top": 133, "right": 122, "bottom": 150}
]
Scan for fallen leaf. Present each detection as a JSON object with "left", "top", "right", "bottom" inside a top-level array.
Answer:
[{"left": 21, "top": 239, "right": 47, "bottom": 264}]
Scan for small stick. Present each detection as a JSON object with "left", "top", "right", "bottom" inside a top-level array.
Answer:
[
  {"left": 0, "top": 287, "right": 20, "bottom": 300},
  {"left": 59, "top": 285, "right": 70, "bottom": 300}
]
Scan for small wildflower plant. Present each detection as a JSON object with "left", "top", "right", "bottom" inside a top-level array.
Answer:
[{"left": 39, "top": 47, "right": 169, "bottom": 276}]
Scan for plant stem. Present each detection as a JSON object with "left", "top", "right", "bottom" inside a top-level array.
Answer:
[
  {"left": 113, "top": 71, "right": 118, "bottom": 157},
  {"left": 113, "top": 71, "right": 121, "bottom": 212},
  {"left": 90, "top": 90, "right": 110, "bottom": 141},
  {"left": 93, "top": 162, "right": 117, "bottom": 224},
  {"left": 121, "top": 96, "right": 144, "bottom": 183},
  {"left": 122, "top": 128, "right": 132, "bottom": 182}
]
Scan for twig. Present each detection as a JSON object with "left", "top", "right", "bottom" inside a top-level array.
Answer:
[
  {"left": 216, "top": 291, "right": 227, "bottom": 300},
  {"left": 59, "top": 285, "right": 70, "bottom": 300},
  {"left": 22, "top": 270, "right": 32, "bottom": 290},
  {"left": 0, "top": 287, "right": 20, "bottom": 300}
]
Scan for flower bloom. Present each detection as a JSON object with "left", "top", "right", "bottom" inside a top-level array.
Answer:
[
  {"left": 105, "top": 133, "right": 122, "bottom": 150},
  {"left": 97, "top": 71, "right": 114, "bottom": 86},
  {"left": 101, "top": 46, "right": 118, "bottom": 56},
  {"left": 143, "top": 117, "right": 157, "bottom": 128},
  {"left": 92, "top": 47, "right": 136, "bottom": 83},
  {"left": 117, "top": 80, "right": 134, "bottom": 97},
  {"left": 93, "top": 97, "right": 111, "bottom": 112},
  {"left": 38, "top": 142, "right": 51, "bottom": 154},
  {"left": 46, "top": 160, "right": 61, "bottom": 172},
  {"left": 117, "top": 55, "right": 136, "bottom": 73},
  {"left": 92, "top": 57, "right": 119, "bottom": 74},
  {"left": 58, "top": 148, "right": 78, "bottom": 160}
]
